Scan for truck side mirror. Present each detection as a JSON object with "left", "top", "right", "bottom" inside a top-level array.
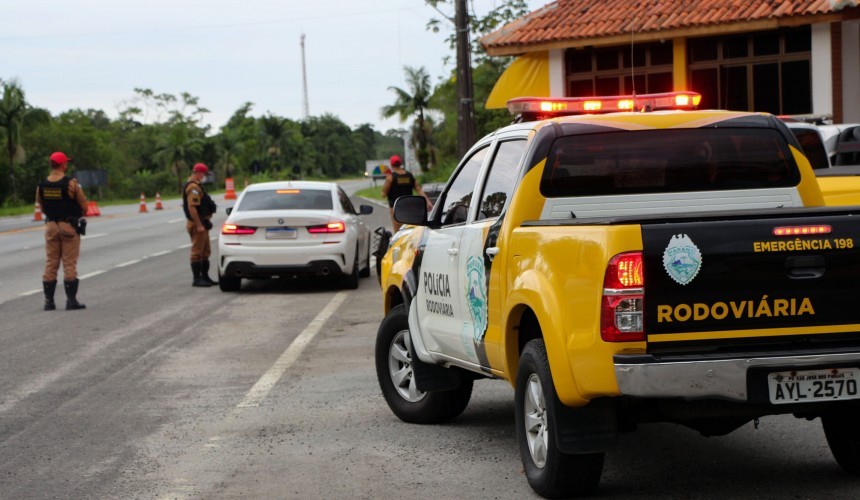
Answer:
[{"left": 393, "top": 196, "right": 427, "bottom": 226}]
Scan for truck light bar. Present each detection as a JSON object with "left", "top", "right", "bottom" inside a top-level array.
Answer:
[{"left": 507, "top": 91, "right": 702, "bottom": 120}]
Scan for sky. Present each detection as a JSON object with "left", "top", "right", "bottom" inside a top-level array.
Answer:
[{"left": 1, "top": 0, "right": 543, "bottom": 134}]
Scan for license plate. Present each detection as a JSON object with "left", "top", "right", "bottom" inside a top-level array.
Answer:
[
  {"left": 265, "top": 227, "right": 297, "bottom": 239},
  {"left": 768, "top": 367, "right": 860, "bottom": 404}
]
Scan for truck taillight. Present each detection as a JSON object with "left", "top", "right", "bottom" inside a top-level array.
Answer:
[{"left": 601, "top": 252, "right": 645, "bottom": 342}]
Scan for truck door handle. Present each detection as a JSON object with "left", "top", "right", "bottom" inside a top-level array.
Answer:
[
  {"left": 486, "top": 247, "right": 499, "bottom": 261},
  {"left": 785, "top": 255, "right": 825, "bottom": 279},
  {"left": 447, "top": 248, "right": 459, "bottom": 256}
]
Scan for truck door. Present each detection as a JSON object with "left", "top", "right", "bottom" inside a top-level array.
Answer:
[
  {"left": 455, "top": 138, "right": 527, "bottom": 367},
  {"left": 416, "top": 146, "right": 489, "bottom": 357}
]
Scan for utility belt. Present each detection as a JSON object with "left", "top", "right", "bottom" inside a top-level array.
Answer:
[{"left": 46, "top": 216, "right": 87, "bottom": 235}]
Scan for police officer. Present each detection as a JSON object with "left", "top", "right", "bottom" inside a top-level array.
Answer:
[
  {"left": 37, "top": 151, "right": 88, "bottom": 310},
  {"left": 183, "top": 163, "right": 217, "bottom": 287},
  {"left": 381, "top": 155, "right": 432, "bottom": 232}
]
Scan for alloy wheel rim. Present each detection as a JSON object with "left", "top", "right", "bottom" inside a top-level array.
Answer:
[
  {"left": 388, "top": 329, "right": 426, "bottom": 402},
  {"left": 523, "top": 373, "right": 548, "bottom": 468}
]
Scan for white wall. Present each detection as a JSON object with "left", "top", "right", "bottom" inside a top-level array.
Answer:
[
  {"left": 842, "top": 20, "right": 860, "bottom": 123},
  {"left": 549, "top": 49, "right": 565, "bottom": 97},
  {"left": 811, "top": 23, "right": 834, "bottom": 118}
]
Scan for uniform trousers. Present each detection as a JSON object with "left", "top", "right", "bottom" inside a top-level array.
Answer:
[
  {"left": 186, "top": 221, "right": 211, "bottom": 262},
  {"left": 43, "top": 221, "right": 80, "bottom": 281}
]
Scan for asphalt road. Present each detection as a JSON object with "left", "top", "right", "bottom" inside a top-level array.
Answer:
[{"left": 0, "top": 179, "right": 858, "bottom": 499}]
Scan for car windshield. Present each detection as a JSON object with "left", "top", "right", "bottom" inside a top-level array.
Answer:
[
  {"left": 541, "top": 128, "right": 800, "bottom": 197},
  {"left": 237, "top": 189, "right": 333, "bottom": 211}
]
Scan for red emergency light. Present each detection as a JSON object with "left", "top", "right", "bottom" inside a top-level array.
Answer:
[{"left": 507, "top": 91, "right": 702, "bottom": 121}]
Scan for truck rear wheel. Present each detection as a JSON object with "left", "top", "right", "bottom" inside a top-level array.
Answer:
[
  {"left": 822, "top": 404, "right": 860, "bottom": 475},
  {"left": 515, "top": 339, "right": 603, "bottom": 498},
  {"left": 375, "top": 304, "right": 472, "bottom": 424}
]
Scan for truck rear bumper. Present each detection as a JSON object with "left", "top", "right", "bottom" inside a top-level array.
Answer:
[{"left": 614, "top": 351, "right": 860, "bottom": 402}]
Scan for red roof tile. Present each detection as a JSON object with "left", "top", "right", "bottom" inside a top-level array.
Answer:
[{"left": 482, "top": 0, "right": 860, "bottom": 54}]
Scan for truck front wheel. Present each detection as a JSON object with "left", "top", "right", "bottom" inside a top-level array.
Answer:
[
  {"left": 375, "top": 304, "right": 472, "bottom": 424},
  {"left": 515, "top": 339, "right": 604, "bottom": 498},
  {"left": 822, "top": 404, "right": 860, "bottom": 475}
]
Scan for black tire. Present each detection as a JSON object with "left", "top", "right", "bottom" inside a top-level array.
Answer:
[
  {"left": 218, "top": 273, "right": 241, "bottom": 292},
  {"left": 515, "top": 339, "right": 604, "bottom": 498},
  {"left": 341, "top": 245, "right": 359, "bottom": 289},
  {"left": 375, "top": 304, "right": 472, "bottom": 424},
  {"left": 822, "top": 404, "right": 860, "bottom": 475},
  {"left": 359, "top": 238, "right": 371, "bottom": 278}
]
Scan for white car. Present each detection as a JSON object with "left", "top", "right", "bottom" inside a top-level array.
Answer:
[{"left": 217, "top": 181, "right": 374, "bottom": 291}]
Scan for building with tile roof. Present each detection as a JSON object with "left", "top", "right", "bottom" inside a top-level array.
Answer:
[{"left": 481, "top": 0, "right": 860, "bottom": 123}]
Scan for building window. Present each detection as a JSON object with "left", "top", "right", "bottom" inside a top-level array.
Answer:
[
  {"left": 565, "top": 42, "right": 674, "bottom": 97},
  {"left": 688, "top": 27, "right": 811, "bottom": 114}
]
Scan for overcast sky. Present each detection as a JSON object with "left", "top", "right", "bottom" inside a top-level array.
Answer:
[{"left": 1, "top": 0, "right": 542, "bottom": 134}]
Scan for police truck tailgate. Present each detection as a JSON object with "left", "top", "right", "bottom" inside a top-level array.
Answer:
[{"left": 641, "top": 208, "right": 860, "bottom": 345}]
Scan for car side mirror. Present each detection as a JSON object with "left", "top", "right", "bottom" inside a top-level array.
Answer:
[
  {"left": 226, "top": 207, "right": 233, "bottom": 215},
  {"left": 358, "top": 204, "right": 373, "bottom": 215},
  {"left": 393, "top": 196, "right": 428, "bottom": 226}
]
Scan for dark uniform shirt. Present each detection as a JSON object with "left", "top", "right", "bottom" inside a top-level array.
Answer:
[{"left": 386, "top": 171, "right": 417, "bottom": 207}]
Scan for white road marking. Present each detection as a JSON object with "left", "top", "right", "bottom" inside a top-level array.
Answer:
[
  {"left": 78, "top": 270, "right": 106, "bottom": 280},
  {"left": 178, "top": 243, "right": 192, "bottom": 249},
  {"left": 82, "top": 233, "right": 107, "bottom": 240},
  {"left": 237, "top": 291, "right": 348, "bottom": 408},
  {"left": 149, "top": 250, "right": 171, "bottom": 257},
  {"left": 168, "top": 218, "right": 186, "bottom": 223},
  {"left": 115, "top": 259, "right": 142, "bottom": 268},
  {"left": 19, "top": 289, "right": 41, "bottom": 297}
]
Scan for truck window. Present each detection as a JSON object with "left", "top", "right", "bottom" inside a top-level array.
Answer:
[
  {"left": 438, "top": 146, "right": 489, "bottom": 225},
  {"left": 477, "top": 139, "right": 526, "bottom": 220},
  {"left": 791, "top": 128, "right": 830, "bottom": 170},
  {"left": 540, "top": 128, "right": 800, "bottom": 197}
]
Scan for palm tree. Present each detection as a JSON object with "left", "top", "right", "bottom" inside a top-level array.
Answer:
[
  {"left": 381, "top": 66, "right": 434, "bottom": 172},
  {"left": 0, "top": 79, "right": 50, "bottom": 203},
  {"left": 155, "top": 124, "right": 204, "bottom": 193}
]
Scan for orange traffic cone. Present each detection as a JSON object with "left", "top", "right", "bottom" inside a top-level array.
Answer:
[
  {"left": 86, "top": 200, "right": 101, "bottom": 216},
  {"left": 225, "top": 177, "right": 237, "bottom": 200},
  {"left": 139, "top": 192, "right": 148, "bottom": 213},
  {"left": 33, "top": 200, "right": 43, "bottom": 221},
  {"left": 155, "top": 192, "right": 164, "bottom": 210}
]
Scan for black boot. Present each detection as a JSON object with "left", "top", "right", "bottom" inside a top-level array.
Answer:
[
  {"left": 43, "top": 280, "right": 57, "bottom": 311},
  {"left": 191, "top": 262, "right": 212, "bottom": 287},
  {"left": 64, "top": 279, "right": 86, "bottom": 310},
  {"left": 201, "top": 260, "right": 218, "bottom": 285}
]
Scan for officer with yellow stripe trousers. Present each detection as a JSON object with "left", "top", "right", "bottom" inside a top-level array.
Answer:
[
  {"left": 37, "top": 151, "right": 88, "bottom": 310},
  {"left": 183, "top": 163, "right": 217, "bottom": 287}
]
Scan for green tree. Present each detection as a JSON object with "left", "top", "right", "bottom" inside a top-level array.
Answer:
[
  {"left": 0, "top": 79, "right": 50, "bottom": 203},
  {"left": 381, "top": 66, "right": 435, "bottom": 172},
  {"left": 155, "top": 124, "right": 204, "bottom": 194}
]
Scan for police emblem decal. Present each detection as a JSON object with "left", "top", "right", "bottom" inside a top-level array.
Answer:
[
  {"left": 465, "top": 255, "right": 488, "bottom": 343},
  {"left": 663, "top": 234, "right": 702, "bottom": 285}
]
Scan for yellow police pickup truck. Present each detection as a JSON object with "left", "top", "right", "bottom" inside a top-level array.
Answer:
[{"left": 374, "top": 92, "right": 860, "bottom": 498}]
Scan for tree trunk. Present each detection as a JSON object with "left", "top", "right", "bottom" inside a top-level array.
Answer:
[{"left": 7, "top": 142, "right": 18, "bottom": 204}]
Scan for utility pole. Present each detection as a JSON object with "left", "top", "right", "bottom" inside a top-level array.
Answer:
[
  {"left": 301, "top": 33, "right": 310, "bottom": 119},
  {"left": 455, "top": 0, "right": 476, "bottom": 157}
]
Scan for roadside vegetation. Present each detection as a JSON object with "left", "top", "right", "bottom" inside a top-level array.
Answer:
[{"left": 0, "top": 1, "right": 527, "bottom": 210}]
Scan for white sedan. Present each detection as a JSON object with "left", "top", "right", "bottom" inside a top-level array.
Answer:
[{"left": 217, "top": 181, "right": 374, "bottom": 291}]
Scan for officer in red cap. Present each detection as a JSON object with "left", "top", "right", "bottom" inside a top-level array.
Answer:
[
  {"left": 381, "top": 154, "right": 432, "bottom": 232},
  {"left": 37, "top": 151, "right": 89, "bottom": 310},
  {"left": 183, "top": 163, "right": 217, "bottom": 287}
]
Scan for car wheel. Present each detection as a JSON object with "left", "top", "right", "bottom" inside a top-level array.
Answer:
[
  {"left": 359, "top": 238, "right": 371, "bottom": 278},
  {"left": 219, "top": 274, "right": 241, "bottom": 292},
  {"left": 341, "top": 245, "right": 359, "bottom": 289},
  {"left": 515, "top": 339, "right": 604, "bottom": 498},
  {"left": 822, "top": 403, "right": 860, "bottom": 475},
  {"left": 375, "top": 304, "right": 472, "bottom": 424}
]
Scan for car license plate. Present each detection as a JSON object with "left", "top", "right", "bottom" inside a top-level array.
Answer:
[
  {"left": 768, "top": 367, "right": 860, "bottom": 404},
  {"left": 265, "top": 227, "right": 297, "bottom": 239}
]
